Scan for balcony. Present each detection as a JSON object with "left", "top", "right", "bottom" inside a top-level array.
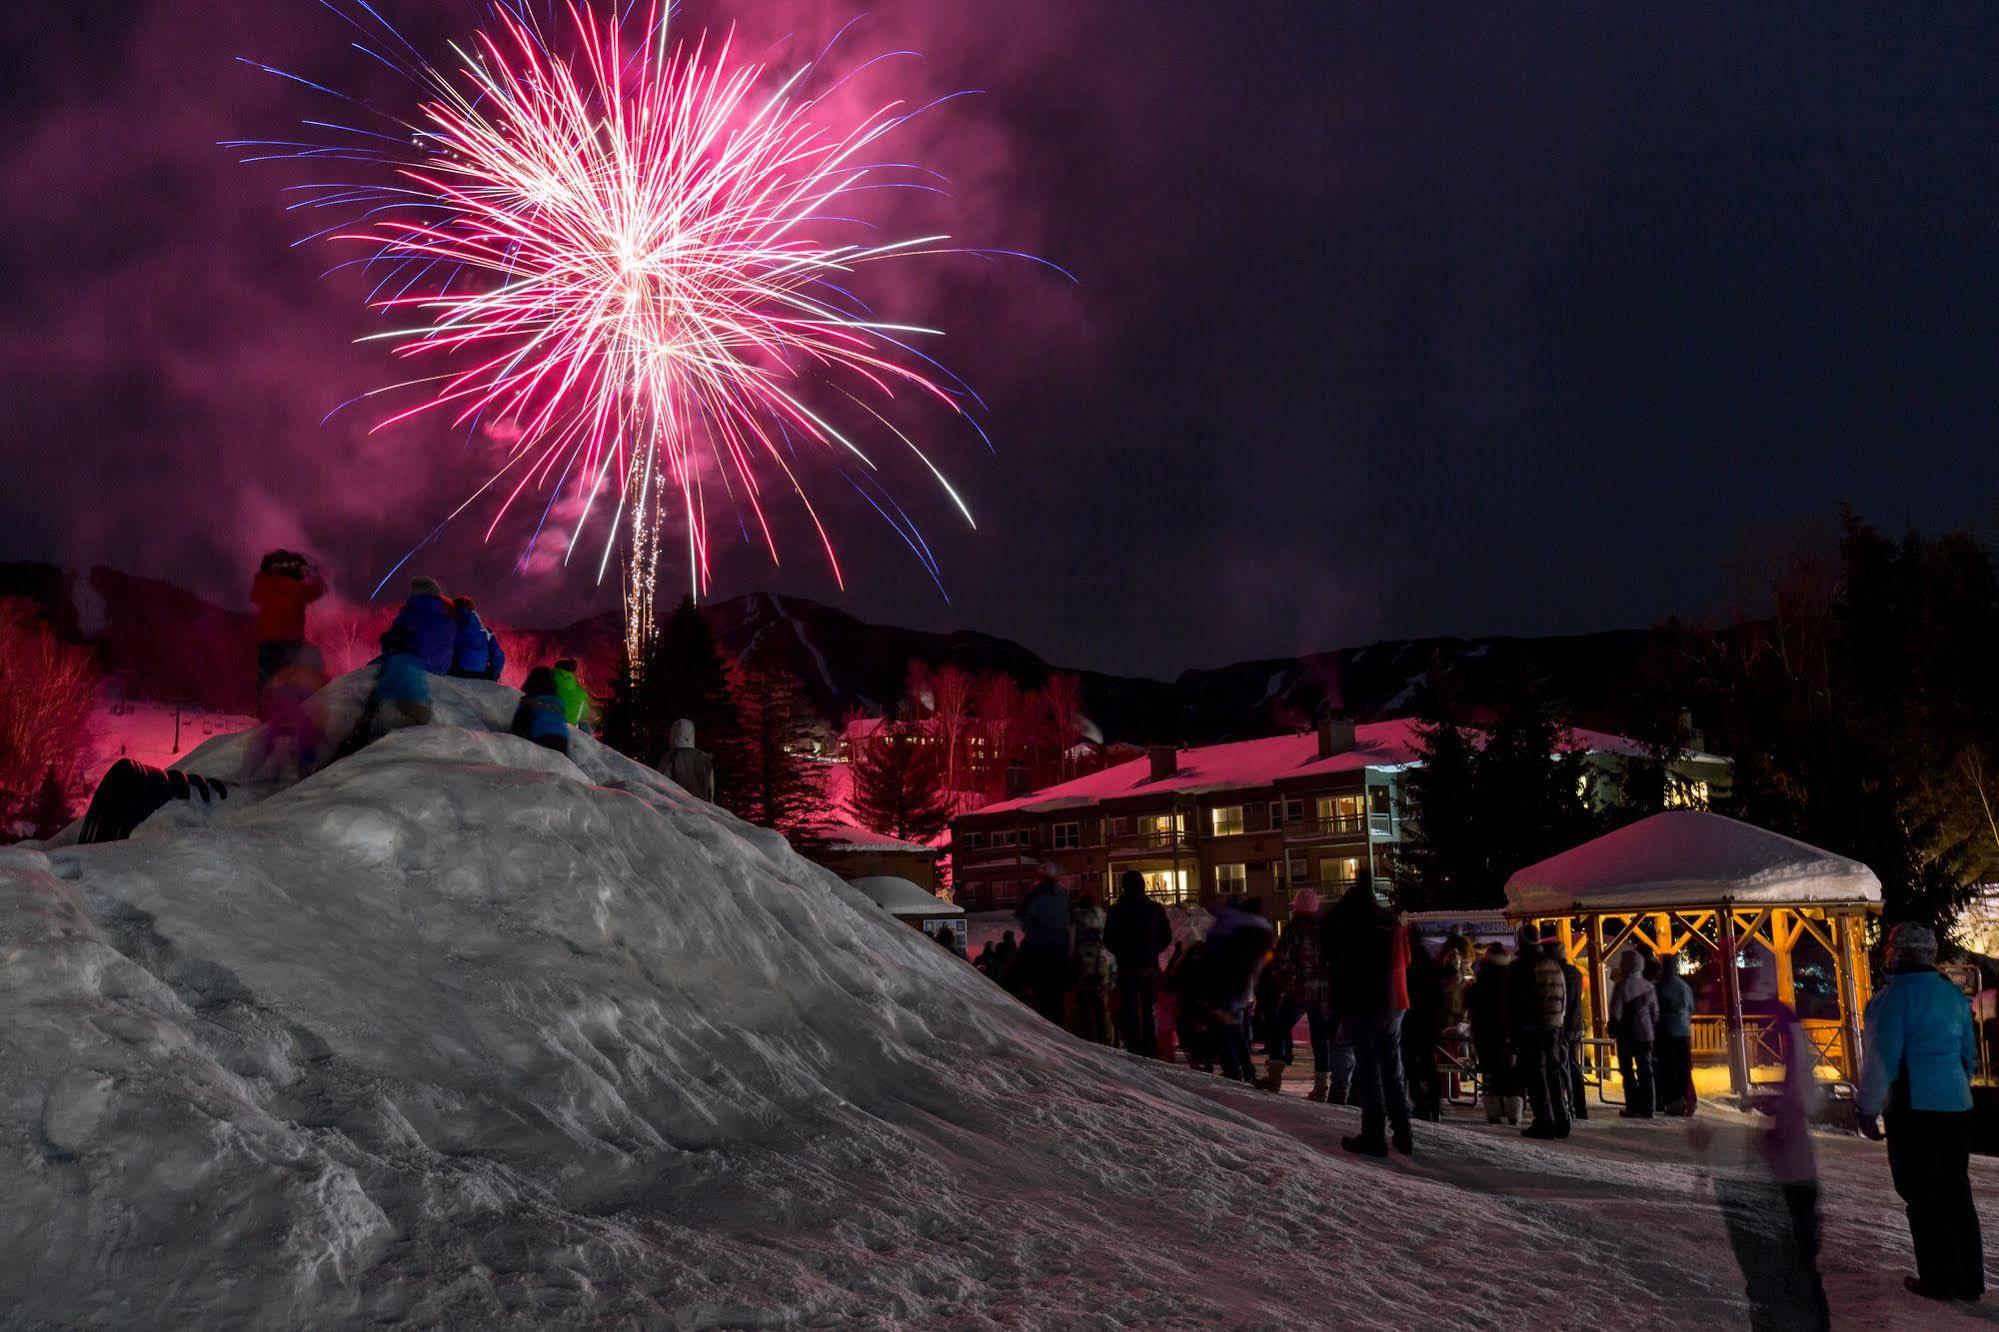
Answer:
[
  {"left": 1108, "top": 829, "right": 1190, "bottom": 854},
  {"left": 1281, "top": 815, "right": 1368, "bottom": 841}
]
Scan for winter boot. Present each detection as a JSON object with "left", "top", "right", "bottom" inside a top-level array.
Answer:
[
  {"left": 1255, "top": 1060, "right": 1286, "bottom": 1093},
  {"left": 1341, "top": 1134, "right": 1389, "bottom": 1158},
  {"left": 1309, "top": 1072, "right": 1331, "bottom": 1103},
  {"left": 1391, "top": 1127, "right": 1414, "bottom": 1156},
  {"left": 1505, "top": 1097, "right": 1523, "bottom": 1126}
]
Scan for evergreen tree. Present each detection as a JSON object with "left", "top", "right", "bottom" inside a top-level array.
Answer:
[
  {"left": 1394, "top": 664, "right": 1594, "bottom": 911},
  {"left": 730, "top": 637, "right": 822, "bottom": 834},
  {"left": 848, "top": 723, "right": 952, "bottom": 844},
  {"left": 603, "top": 596, "right": 744, "bottom": 799}
]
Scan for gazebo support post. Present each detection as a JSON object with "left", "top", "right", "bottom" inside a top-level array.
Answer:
[
  {"left": 1720, "top": 905, "right": 1750, "bottom": 1099},
  {"left": 1587, "top": 914, "right": 1608, "bottom": 1044},
  {"left": 1836, "top": 912, "right": 1865, "bottom": 1084}
]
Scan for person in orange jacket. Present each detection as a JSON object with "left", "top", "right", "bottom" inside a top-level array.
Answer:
[{"left": 250, "top": 549, "right": 326, "bottom": 698}]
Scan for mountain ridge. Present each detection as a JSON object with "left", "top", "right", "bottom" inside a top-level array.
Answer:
[{"left": 0, "top": 561, "right": 1677, "bottom": 744}]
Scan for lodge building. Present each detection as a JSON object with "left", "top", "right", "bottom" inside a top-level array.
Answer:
[{"left": 949, "top": 718, "right": 1730, "bottom": 918}]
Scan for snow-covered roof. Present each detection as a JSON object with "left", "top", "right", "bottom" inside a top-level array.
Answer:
[
  {"left": 1504, "top": 811, "right": 1882, "bottom": 916},
  {"left": 806, "top": 819, "right": 938, "bottom": 855},
  {"left": 849, "top": 875, "right": 963, "bottom": 919},
  {"left": 970, "top": 720, "right": 1720, "bottom": 817}
]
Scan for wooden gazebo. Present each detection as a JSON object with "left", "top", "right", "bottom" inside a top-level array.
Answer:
[{"left": 1504, "top": 811, "right": 1882, "bottom": 1097}]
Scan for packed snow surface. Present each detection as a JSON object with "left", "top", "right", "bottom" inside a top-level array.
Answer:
[{"left": 0, "top": 672, "right": 1985, "bottom": 1328}]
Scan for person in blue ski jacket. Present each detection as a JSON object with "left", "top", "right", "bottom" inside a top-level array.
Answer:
[
  {"left": 448, "top": 596, "right": 504, "bottom": 680},
  {"left": 1858, "top": 922, "right": 1984, "bottom": 1303},
  {"left": 381, "top": 577, "right": 457, "bottom": 675},
  {"left": 510, "top": 666, "right": 572, "bottom": 756}
]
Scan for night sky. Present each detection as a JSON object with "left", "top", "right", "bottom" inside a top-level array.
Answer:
[{"left": 4, "top": 3, "right": 1997, "bottom": 677}]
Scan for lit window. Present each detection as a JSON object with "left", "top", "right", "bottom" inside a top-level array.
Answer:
[
  {"left": 1666, "top": 779, "right": 1711, "bottom": 810},
  {"left": 1320, "top": 856, "right": 1360, "bottom": 887},
  {"left": 1210, "top": 805, "right": 1245, "bottom": 837},
  {"left": 1051, "top": 822, "right": 1081, "bottom": 850},
  {"left": 1139, "top": 869, "right": 1191, "bottom": 905},
  {"left": 1216, "top": 863, "right": 1247, "bottom": 894},
  {"left": 1315, "top": 795, "right": 1363, "bottom": 831}
]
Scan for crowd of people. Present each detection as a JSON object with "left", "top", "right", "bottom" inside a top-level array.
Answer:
[{"left": 968, "top": 865, "right": 1986, "bottom": 1313}]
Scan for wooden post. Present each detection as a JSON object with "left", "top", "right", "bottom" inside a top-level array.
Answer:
[
  {"left": 1836, "top": 912, "right": 1865, "bottom": 1084},
  {"left": 1774, "top": 908, "right": 1797, "bottom": 1007},
  {"left": 1720, "top": 904, "right": 1749, "bottom": 1099},
  {"left": 1587, "top": 913, "right": 1608, "bottom": 1043}
]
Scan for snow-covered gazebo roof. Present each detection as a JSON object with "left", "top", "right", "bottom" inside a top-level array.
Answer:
[
  {"left": 1504, "top": 811, "right": 1882, "bottom": 917},
  {"left": 849, "top": 876, "right": 963, "bottom": 920}
]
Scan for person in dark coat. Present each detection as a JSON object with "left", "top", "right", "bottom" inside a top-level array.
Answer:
[
  {"left": 1509, "top": 924, "right": 1571, "bottom": 1140},
  {"left": 1656, "top": 958, "right": 1697, "bottom": 1116},
  {"left": 383, "top": 577, "right": 457, "bottom": 675},
  {"left": 1859, "top": 922, "right": 1985, "bottom": 1302},
  {"left": 1012, "top": 865, "right": 1073, "bottom": 1024},
  {"left": 1334, "top": 874, "right": 1414, "bottom": 1157},
  {"left": 1469, "top": 942, "right": 1519, "bottom": 1125},
  {"left": 1104, "top": 870, "right": 1173, "bottom": 1057},
  {"left": 1558, "top": 941, "right": 1589, "bottom": 1120},
  {"left": 448, "top": 596, "right": 505, "bottom": 680},
  {"left": 510, "top": 666, "right": 571, "bottom": 756},
  {"left": 1199, "top": 898, "right": 1275, "bottom": 1082},
  {"left": 1403, "top": 924, "right": 1445, "bottom": 1122},
  {"left": 992, "top": 929, "right": 1019, "bottom": 981}
]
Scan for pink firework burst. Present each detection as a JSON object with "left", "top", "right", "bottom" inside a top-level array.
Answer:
[{"left": 236, "top": 1, "right": 1055, "bottom": 658}]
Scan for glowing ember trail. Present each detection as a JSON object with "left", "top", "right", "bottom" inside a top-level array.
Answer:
[{"left": 236, "top": 2, "right": 1055, "bottom": 666}]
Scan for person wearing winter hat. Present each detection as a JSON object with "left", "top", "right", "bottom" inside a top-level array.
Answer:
[
  {"left": 1509, "top": 923, "right": 1570, "bottom": 1140},
  {"left": 249, "top": 548, "right": 326, "bottom": 702},
  {"left": 1859, "top": 921, "right": 1984, "bottom": 1302},
  {"left": 1609, "top": 949, "right": 1660, "bottom": 1118},
  {"left": 1259, "top": 888, "right": 1346, "bottom": 1099},
  {"left": 381, "top": 576, "right": 457, "bottom": 675}
]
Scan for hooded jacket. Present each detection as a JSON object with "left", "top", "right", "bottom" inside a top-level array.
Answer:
[
  {"left": 383, "top": 593, "right": 457, "bottom": 675},
  {"left": 452, "top": 607, "right": 500, "bottom": 677},
  {"left": 1509, "top": 943, "right": 1567, "bottom": 1030},
  {"left": 553, "top": 667, "right": 592, "bottom": 727},
  {"left": 1859, "top": 967, "right": 1978, "bottom": 1116},
  {"left": 1655, "top": 972, "right": 1695, "bottom": 1040},
  {"left": 1610, "top": 966, "right": 1660, "bottom": 1044}
]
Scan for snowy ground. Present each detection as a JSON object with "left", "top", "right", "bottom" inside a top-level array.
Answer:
[{"left": 3, "top": 670, "right": 1994, "bottom": 1328}]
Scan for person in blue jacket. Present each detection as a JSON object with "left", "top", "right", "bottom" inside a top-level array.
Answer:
[
  {"left": 381, "top": 577, "right": 457, "bottom": 675},
  {"left": 509, "top": 667, "right": 571, "bottom": 756},
  {"left": 448, "top": 596, "right": 505, "bottom": 680},
  {"left": 1858, "top": 922, "right": 1984, "bottom": 1303}
]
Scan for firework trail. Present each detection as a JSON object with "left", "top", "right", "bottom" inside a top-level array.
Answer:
[{"left": 234, "top": 1, "right": 1060, "bottom": 665}]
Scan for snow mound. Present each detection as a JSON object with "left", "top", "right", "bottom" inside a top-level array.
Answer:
[{"left": 4, "top": 677, "right": 1763, "bottom": 1327}]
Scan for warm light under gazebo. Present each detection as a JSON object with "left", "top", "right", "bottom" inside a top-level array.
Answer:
[{"left": 1504, "top": 811, "right": 1882, "bottom": 1098}]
